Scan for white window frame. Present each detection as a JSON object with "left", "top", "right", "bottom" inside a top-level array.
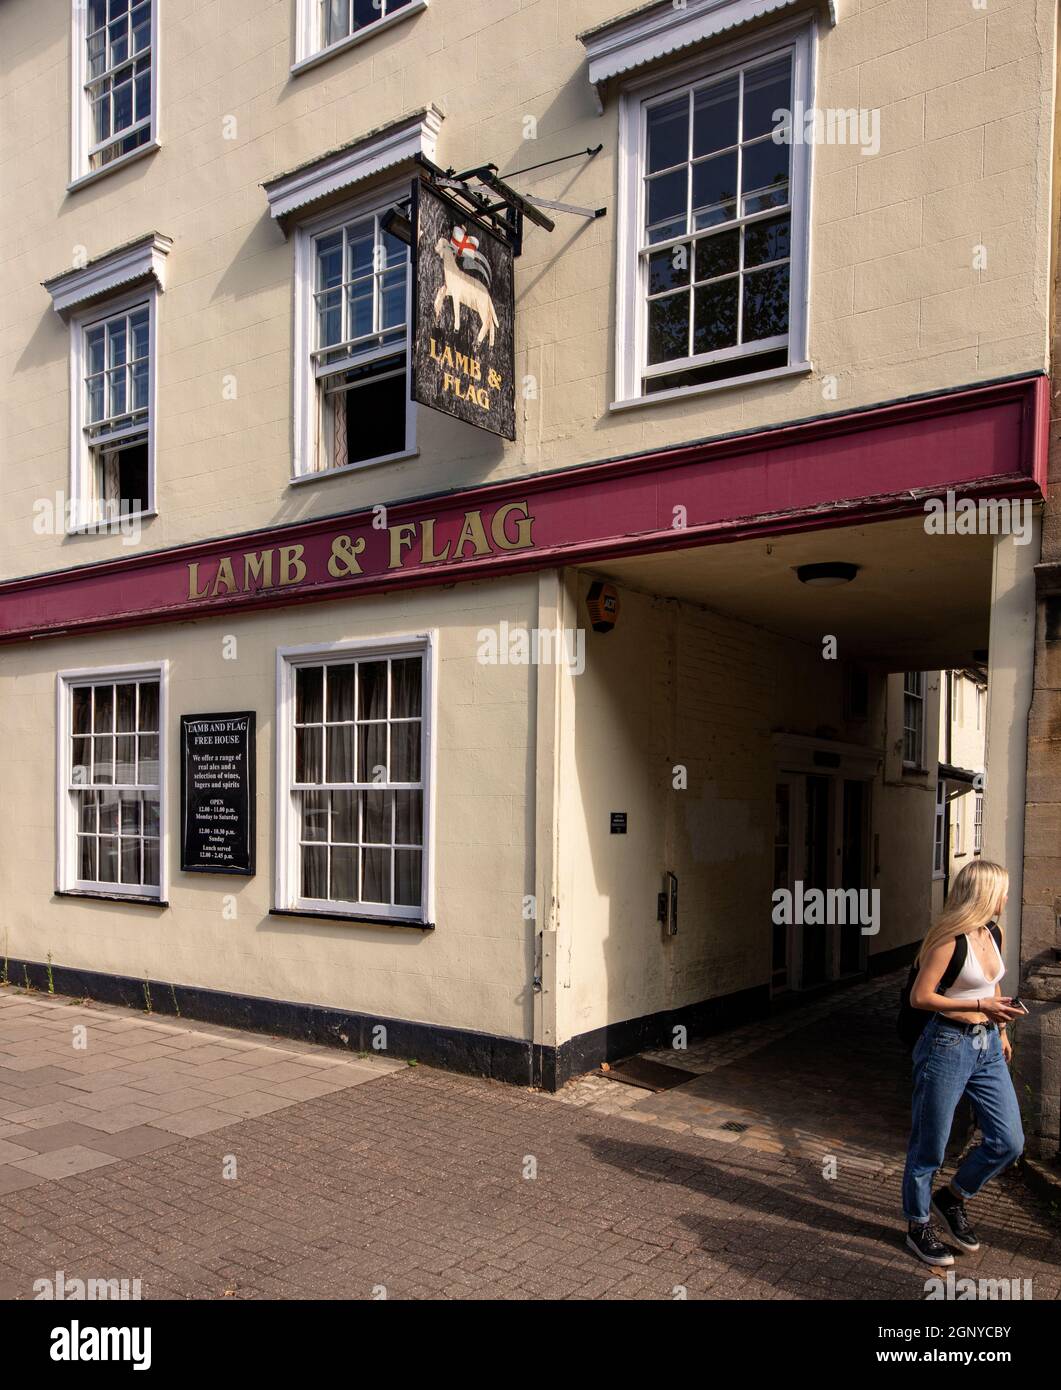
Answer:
[
  {"left": 70, "top": 0, "right": 160, "bottom": 190},
  {"left": 293, "top": 0, "right": 428, "bottom": 75},
  {"left": 275, "top": 634, "right": 437, "bottom": 923},
  {"left": 614, "top": 16, "right": 815, "bottom": 408},
  {"left": 952, "top": 794, "right": 965, "bottom": 858},
  {"left": 974, "top": 791, "right": 984, "bottom": 855},
  {"left": 932, "top": 779, "right": 946, "bottom": 881},
  {"left": 68, "top": 286, "right": 158, "bottom": 531},
  {"left": 292, "top": 183, "right": 416, "bottom": 480},
  {"left": 902, "top": 671, "right": 926, "bottom": 770},
  {"left": 56, "top": 662, "right": 168, "bottom": 901}
]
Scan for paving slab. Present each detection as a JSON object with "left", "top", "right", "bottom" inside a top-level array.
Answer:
[
  {"left": 0, "top": 987, "right": 401, "bottom": 1202},
  {"left": 12, "top": 1145, "right": 118, "bottom": 1179}
]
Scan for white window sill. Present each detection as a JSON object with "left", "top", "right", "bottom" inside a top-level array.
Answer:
[
  {"left": 610, "top": 360, "right": 813, "bottom": 413},
  {"left": 56, "top": 888, "right": 166, "bottom": 907},
  {"left": 270, "top": 906, "right": 432, "bottom": 930},
  {"left": 67, "top": 139, "right": 161, "bottom": 194},
  {"left": 289, "top": 448, "right": 419, "bottom": 484},
  {"left": 65, "top": 507, "right": 158, "bottom": 537},
  {"left": 291, "top": 0, "right": 428, "bottom": 77}
]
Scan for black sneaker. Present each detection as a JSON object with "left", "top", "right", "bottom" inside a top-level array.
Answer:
[
  {"left": 906, "top": 1220, "right": 955, "bottom": 1266},
  {"left": 932, "top": 1187, "right": 981, "bottom": 1253}
]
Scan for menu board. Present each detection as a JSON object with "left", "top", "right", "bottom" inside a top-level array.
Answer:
[{"left": 180, "top": 712, "right": 255, "bottom": 874}]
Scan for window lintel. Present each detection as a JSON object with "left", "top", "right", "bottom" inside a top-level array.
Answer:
[
  {"left": 262, "top": 106, "right": 444, "bottom": 231},
  {"left": 579, "top": 0, "right": 835, "bottom": 101},
  {"left": 43, "top": 232, "right": 172, "bottom": 320}
]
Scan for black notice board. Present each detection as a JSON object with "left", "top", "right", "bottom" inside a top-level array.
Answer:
[{"left": 180, "top": 712, "right": 256, "bottom": 875}]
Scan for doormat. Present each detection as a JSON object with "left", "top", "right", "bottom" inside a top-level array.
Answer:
[{"left": 598, "top": 1057, "right": 697, "bottom": 1092}]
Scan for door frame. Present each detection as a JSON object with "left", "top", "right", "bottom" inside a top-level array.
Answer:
[
  {"left": 773, "top": 772, "right": 802, "bottom": 994},
  {"left": 771, "top": 735, "right": 882, "bottom": 994}
]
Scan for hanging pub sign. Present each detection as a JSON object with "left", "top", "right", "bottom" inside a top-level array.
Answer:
[
  {"left": 180, "top": 712, "right": 256, "bottom": 875},
  {"left": 412, "top": 179, "right": 516, "bottom": 440}
]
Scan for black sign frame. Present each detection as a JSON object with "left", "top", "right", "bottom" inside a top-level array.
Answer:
[
  {"left": 411, "top": 177, "right": 516, "bottom": 440},
  {"left": 180, "top": 712, "right": 256, "bottom": 876}
]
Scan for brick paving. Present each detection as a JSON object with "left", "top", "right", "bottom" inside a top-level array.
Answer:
[{"left": 1, "top": 979, "right": 1059, "bottom": 1300}]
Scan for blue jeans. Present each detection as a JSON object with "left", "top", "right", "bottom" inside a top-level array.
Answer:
[{"left": 901, "top": 1014, "right": 1024, "bottom": 1224}]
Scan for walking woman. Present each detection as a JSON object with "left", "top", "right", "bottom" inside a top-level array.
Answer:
[{"left": 903, "top": 859, "right": 1025, "bottom": 1265}]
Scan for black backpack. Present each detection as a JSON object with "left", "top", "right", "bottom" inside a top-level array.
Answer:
[{"left": 896, "top": 923, "right": 1002, "bottom": 1049}]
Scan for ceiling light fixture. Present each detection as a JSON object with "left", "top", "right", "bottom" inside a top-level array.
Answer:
[{"left": 795, "top": 562, "right": 860, "bottom": 587}]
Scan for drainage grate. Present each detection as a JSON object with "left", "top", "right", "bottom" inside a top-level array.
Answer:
[
  {"left": 720, "top": 1121, "right": 750, "bottom": 1133},
  {"left": 599, "top": 1057, "right": 697, "bottom": 1092}
]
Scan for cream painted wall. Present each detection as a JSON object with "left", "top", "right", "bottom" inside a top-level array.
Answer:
[
  {"left": 949, "top": 672, "right": 988, "bottom": 775},
  {"left": 0, "top": 0, "right": 1056, "bottom": 581},
  {"left": 553, "top": 574, "right": 934, "bottom": 1044},
  {"left": 0, "top": 575, "right": 540, "bottom": 1040},
  {"left": 937, "top": 669, "right": 987, "bottom": 870}
]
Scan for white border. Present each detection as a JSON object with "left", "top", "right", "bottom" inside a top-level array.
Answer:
[
  {"left": 69, "top": 0, "right": 160, "bottom": 189},
  {"left": 614, "top": 16, "right": 817, "bottom": 407},
  {"left": 292, "top": 0, "right": 429, "bottom": 75},
  {"left": 291, "top": 181, "right": 416, "bottom": 479},
  {"left": 55, "top": 661, "right": 169, "bottom": 901},
  {"left": 275, "top": 632, "right": 437, "bottom": 924},
  {"left": 67, "top": 285, "right": 159, "bottom": 529}
]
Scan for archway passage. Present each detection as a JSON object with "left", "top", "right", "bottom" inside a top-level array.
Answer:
[{"left": 548, "top": 509, "right": 1031, "bottom": 1082}]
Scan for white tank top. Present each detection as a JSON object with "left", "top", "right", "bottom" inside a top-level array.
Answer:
[{"left": 941, "top": 928, "right": 1005, "bottom": 1003}]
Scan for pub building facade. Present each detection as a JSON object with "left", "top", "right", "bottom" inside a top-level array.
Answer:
[{"left": 0, "top": 0, "right": 1057, "bottom": 1124}]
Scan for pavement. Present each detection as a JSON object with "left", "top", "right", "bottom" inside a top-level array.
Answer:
[
  {"left": 554, "top": 975, "right": 926, "bottom": 1176},
  {"left": 1, "top": 977, "right": 1059, "bottom": 1300}
]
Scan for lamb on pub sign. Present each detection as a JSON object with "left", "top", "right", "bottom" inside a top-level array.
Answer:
[{"left": 412, "top": 179, "right": 516, "bottom": 440}]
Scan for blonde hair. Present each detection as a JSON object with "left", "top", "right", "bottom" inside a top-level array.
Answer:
[{"left": 915, "top": 859, "right": 1008, "bottom": 965}]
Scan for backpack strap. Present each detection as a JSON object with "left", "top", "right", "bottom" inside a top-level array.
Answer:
[{"left": 938, "top": 933, "right": 967, "bottom": 992}]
